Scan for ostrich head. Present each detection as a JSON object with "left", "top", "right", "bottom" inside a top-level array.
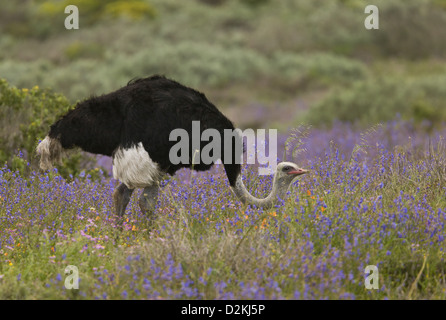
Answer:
[
  {"left": 231, "top": 161, "right": 308, "bottom": 209},
  {"left": 274, "top": 161, "right": 308, "bottom": 186}
]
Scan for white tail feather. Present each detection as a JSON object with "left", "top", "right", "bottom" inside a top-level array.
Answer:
[{"left": 36, "top": 136, "right": 63, "bottom": 170}]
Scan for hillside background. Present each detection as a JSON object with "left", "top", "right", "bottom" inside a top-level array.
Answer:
[
  {"left": 1, "top": 0, "right": 446, "bottom": 174},
  {"left": 2, "top": 0, "right": 446, "bottom": 128}
]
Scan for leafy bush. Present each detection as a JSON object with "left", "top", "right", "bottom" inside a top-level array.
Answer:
[
  {"left": 104, "top": 0, "right": 157, "bottom": 19},
  {"left": 3, "top": 0, "right": 157, "bottom": 38},
  {"left": 305, "top": 74, "right": 446, "bottom": 128},
  {"left": 64, "top": 42, "right": 105, "bottom": 61},
  {"left": 38, "top": 0, "right": 156, "bottom": 25},
  {"left": 371, "top": 0, "right": 446, "bottom": 59},
  {"left": 0, "top": 79, "right": 98, "bottom": 177},
  {"left": 271, "top": 52, "right": 368, "bottom": 89},
  {"left": 0, "top": 41, "right": 367, "bottom": 102},
  {"left": 109, "top": 41, "right": 270, "bottom": 88}
]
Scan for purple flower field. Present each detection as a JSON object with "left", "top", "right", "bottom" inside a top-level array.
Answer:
[{"left": 0, "top": 120, "right": 445, "bottom": 299}]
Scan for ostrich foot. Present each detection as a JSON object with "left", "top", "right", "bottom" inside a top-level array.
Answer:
[
  {"left": 139, "top": 184, "right": 159, "bottom": 224},
  {"left": 113, "top": 183, "right": 134, "bottom": 218}
]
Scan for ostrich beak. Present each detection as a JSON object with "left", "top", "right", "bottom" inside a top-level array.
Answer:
[{"left": 288, "top": 169, "right": 308, "bottom": 176}]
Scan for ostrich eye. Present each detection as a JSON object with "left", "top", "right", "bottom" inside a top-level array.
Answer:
[{"left": 283, "top": 166, "right": 292, "bottom": 172}]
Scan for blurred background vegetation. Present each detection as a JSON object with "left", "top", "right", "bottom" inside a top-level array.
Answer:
[{"left": 1, "top": 0, "right": 446, "bottom": 173}]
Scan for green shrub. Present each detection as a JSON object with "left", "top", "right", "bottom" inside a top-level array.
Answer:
[
  {"left": 109, "top": 41, "right": 270, "bottom": 88},
  {"left": 240, "top": 0, "right": 269, "bottom": 7},
  {"left": 0, "top": 0, "right": 156, "bottom": 39},
  {"left": 305, "top": 74, "right": 446, "bottom": 127},
  {"left": 271, "top": 52, "right": 368, "bottom": 88},
  {"left": 0, "top": 79, "right": 98, "bottom": 177},
  {"left": 371, "top": 0, "right": 446, "bottom": 59},
  {"left": 0, "top": 41, "right": 368, "bottom": 102},
  {"left": 104, "top": 0, "right": 157, "bottom": 19},
  {"left": 433, "top": 0, "right": 446, "bottom": 9},
  {"left": 38, "top": 0, "right": 156, "bottom": 25},
  {"left": 64, "top": 42, "right": 105, "bottom": 61}
]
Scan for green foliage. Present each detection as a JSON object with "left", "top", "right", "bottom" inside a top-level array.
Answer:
[
  {"left": 104, "top": 0, "right": 157, "bottom": 19},
  {"left": 197, "top": 0, "right": 227, "bottom": 6},
  {"left": 305, "top": 74, "right": 446, "bottom": 127},
  {"left": 240, "top": 0, "right": 269, "bottom": 7},
  {"left": 0, "top": 2, "right": 34, "bottom": 38},
  {"left": 272, "top": 52, "right": 368, "bottom": 89},
  {"left": 1, "top": 0, "right": 446, "bottom": 130},
  {"left": 0, "top": 42, "right": 367, "bottom": 102},
  {"left": 38, "top": 0, "right": 156, "bottom": 25},
  {"left": 0, "top": 0, "right": 156, "bottom": 38},
  {"left": 111, "top": 41, "right": 269, "bottom": 88},
  {"left": 64, "top": 41, "right": 105, "bottom": 61},
  {"left": 433, "top": 0, "right": 446, "bottom": 9},
  {"left": 0, "top": 78, "right": 97, "bottom": 178},
  {"left": 371, "top": 0, "right": 446, "bottom": 60}
]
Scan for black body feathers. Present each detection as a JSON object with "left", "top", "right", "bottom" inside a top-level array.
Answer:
[{"left": 48, "top": 75, "right": 241, "bottom": 186}]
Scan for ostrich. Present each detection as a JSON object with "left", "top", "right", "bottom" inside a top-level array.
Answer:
[{"left": 36, "top": 75, "right": 308, "bottom": 218}]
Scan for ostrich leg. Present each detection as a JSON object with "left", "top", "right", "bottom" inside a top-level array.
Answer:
[
  {"left": 139, "top": 184, "right": 159, "bottom": 223},
  {"left": 113, "top": 183, "right": 134, "bottom": 217}
]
